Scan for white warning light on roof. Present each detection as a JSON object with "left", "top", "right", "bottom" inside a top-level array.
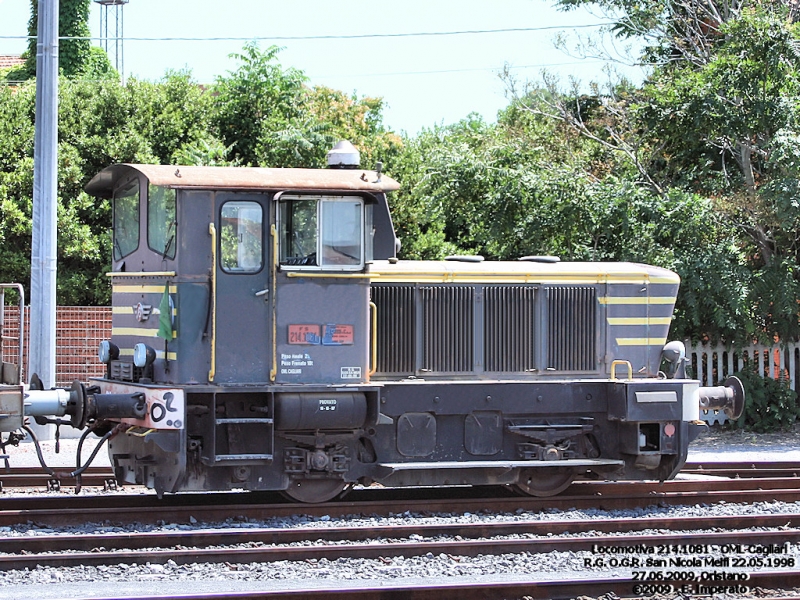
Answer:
[{"left": 326, "top": 140, "right": 361, "bottom": 169}]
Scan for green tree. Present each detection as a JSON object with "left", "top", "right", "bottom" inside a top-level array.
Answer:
[
  {"left": 212, "top": 44, "right": 308, "bottom": 166},
  {"left": 19, "top": 0, "right": 115, "bottom": 80},
  {"left": 0, "top": 49, "right": 406, "bottom": 305},
  {"left": 511, "top": 0, "right": 800, "bottom": 345},
  {"left": 212, "top": 45, "right": 402, "bottom": 169},
  {"left": 0, "top": 71, "right": 215, "bottom": 305},
  {"left": 639, "top": 9, "right": 800, "bottom": 263}
]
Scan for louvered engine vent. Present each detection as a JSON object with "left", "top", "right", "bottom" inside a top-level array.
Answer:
[
  {"left": 546, "top": 286, "right": 596, "bottom": 371},
  {"left": 483, "top": 286, "right": 536, "bottom": 372},
  {"left": 372, "top": 283, "right": 598, "bottom": 376},
  {"left": 420, "top": 286, "right": 473, "bottom": 372},
  {"left": 373, "top": 285, "right": 415, "bottom": 374}
]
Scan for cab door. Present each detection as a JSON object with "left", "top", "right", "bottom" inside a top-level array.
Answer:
[{"left": 211, "top": 193, "right": 272, "bottom": 383}]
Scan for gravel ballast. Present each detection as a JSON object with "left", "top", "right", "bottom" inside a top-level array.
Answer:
[{"left": 1, "top": 426, "right": 799, "bottom": 599}]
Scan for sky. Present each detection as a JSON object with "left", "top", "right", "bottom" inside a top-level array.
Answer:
[{"left": 0, "top": 0, "right": 644, "bottom": 135}]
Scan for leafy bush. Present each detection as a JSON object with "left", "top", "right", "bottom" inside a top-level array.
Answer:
[{"left": 733, "top": 366, "right": 800, "bottom": 432}]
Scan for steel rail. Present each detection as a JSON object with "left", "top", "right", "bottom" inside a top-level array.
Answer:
[
  {"left": 4, "top": 512, "right": 800, "bottom": 555},
  {"left": 0, "top": 466, "right": 116, "bottom": 490},
  {"left": 684, "top": 461, "right": 800, "bottom": 470},
  {"left": 53, "top": 572, "right": 800, "bottom": 600},
  {"left": 1, "top": 526, "right": 798, "bottom": 571},
  {"left": 3, "top": 477, "right": 800, "bottom": 527},
  {"left": 683, "top": 461, "right": 800, "bottom": 478},
  {"left": 0, "top": 460, "right": 796, "bottom": 490}
]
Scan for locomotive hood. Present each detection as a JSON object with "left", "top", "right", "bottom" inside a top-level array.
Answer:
[{"left": 368, "top": 259, "right": 681, "bottom": 285}]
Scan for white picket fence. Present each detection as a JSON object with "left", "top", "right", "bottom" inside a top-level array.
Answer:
[{"left": 687, "top": 341, "right": 800, "bottom": 425}]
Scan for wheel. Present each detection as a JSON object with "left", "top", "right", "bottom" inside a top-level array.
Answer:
[
  {"left": 282, "top": 478, "right": 352, "bottom": 503},
  {"left": 513, "top": 468, "right": 575, "bottom": 497}
]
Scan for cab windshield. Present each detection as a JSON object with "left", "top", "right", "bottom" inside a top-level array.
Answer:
[{"left": 113, "top": 178, "right": 140, "bottom": 261}]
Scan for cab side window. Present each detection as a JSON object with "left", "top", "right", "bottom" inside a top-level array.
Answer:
[
  {"left": 321, "top": 200, "right": 362, "bottom": 266},
  {"left": 220, "top": 201, "right": 263, "bottom": 273},
  {"left": 280, "top": 199, "right": 317, "bottom": 266},
  {"left": 113, "top": 178, "right": 140, "bottom": 261},
  {"left": 279, "top": 195, "right": 364, "bottom": 270}
]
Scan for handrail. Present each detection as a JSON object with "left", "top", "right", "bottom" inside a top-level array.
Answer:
[
  {"left": 106, "top": 271, "right": 176, "bottom": 278},
  {"left": 0, "top": 283, "right": 25, "bottom": 385},
  {"left": 208, "top": 223, "right": 217, "bottom": 383},
  {"left": 610, "top": 360, "right": 633, "bottom": 381},
  {"left": 286, "top": 272, "right": 375, "bottom": 279},
  {"left": 270, "top": 224, "right": 278, "bottom": 382},
  {"left": 369, "top": 301, "right": 378, "bottom": 378}
]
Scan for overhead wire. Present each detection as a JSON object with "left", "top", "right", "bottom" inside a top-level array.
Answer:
[
  {"left": 0, "top": 22, "right": 616, "bottom": 86},
  {"left": 308, "top": 60, "right": 606, "bottom": 79},
  {"left": 0, "top": 59, "right": 608, "bottom": 86},
  {"left": 0, "top": 22, "right": 612, "bottom": 42}
]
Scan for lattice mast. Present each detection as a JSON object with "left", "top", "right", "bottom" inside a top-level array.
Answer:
[{"left": 94, "top": 0, "right": 128, "bottom": 78}]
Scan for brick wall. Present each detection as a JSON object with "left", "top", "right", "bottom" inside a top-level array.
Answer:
[{"left": 1, "top": 306, "right": 111, "bottom": 387}]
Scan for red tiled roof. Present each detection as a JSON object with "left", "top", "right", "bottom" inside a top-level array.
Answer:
[{"left": 0, "top": 55, "right": 25, "bottom": 69}]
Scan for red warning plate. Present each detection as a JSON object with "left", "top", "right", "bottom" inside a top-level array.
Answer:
[{"left": 288, "top": 324, "right": 321, "bottom": 345}]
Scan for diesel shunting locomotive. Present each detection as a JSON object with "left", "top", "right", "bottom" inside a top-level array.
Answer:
[{"left": 0, "top": 142, "right": 743, "bottom": 502}]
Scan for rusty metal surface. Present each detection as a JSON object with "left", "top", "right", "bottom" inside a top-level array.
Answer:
[
  {"left": 683, "top": 461, "right": 800, "bottom": 478},
  {"left": 0, "top": 468, "right": 115, "bottom": 490},
  {"left": 59, "top": 572, "right": 800, "bottom": 600},
  {"left": 4, "top": 512, "right": 800, "bottom": 555},
  {"left": 3, "top": 526, "right": 799, "bottom": 570},
  {"left": 3, "top": 477, "right": 800, "bottom": 527},
  {"left": 0, "top": 385, "right": 23, "bottom": 432},
  {"left": 85, "top": 164, "right": 400, "bottom": 197}
]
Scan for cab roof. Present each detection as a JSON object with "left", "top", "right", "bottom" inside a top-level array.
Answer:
[{"left": 85, "top": 164, "right": 400, "bottom": 198}]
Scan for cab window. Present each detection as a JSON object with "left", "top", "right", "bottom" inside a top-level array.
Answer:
[
  {"left": 279, "top": 196, "right": 364, "bottom": 270},
  {"left": 220, "top": 201, "right": 263, "bottom": 273},
  {"left": 148, "top": 184, "right": 177, "bottom": 259},
  {"left": 113, "top": 178, "right": 140, "bottom": 261}
]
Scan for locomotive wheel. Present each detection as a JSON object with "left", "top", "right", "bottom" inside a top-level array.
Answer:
[
  {"left": 282, "top": 478, "right": 353, "bottom": 503},
  {"left": 513, "top": 468, "right": 575, "bottom": 497}
]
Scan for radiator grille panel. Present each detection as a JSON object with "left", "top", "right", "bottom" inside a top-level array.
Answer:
[
  {"left": 374, "top": 283, "right": 598, "bottom": 375},
  {"left": 484, "top": 286, "right": 536, "bottom": 372},
  {"left": 421, "top": 286, "right": 473, "bottom": 372},
  {"left": 373, "top": 285, "right": 415, "bottom": 374},
  {"left": 547, "top": 287, "right": 596, "bottom": 371}
]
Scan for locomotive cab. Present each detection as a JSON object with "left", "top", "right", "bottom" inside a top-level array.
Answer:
[{"left": 79, "top": 156, "right": 400, "bottom": 500}]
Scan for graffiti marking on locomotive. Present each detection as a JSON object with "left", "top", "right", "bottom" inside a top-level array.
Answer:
[
  {"left": 288, "top": 324, "right": 322, "bottom": 345},
  {"left": 96, "top": 382, "right": 185, "bottom": 429},
  {"left": 322, "top": 324, "right": 354, "bottom": 345}
]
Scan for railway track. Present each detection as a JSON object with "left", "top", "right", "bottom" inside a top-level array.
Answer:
[
  {"left": 4, "top": 460, "right": 799, "bottom": 493},
  {"left": 4, "top": 512, "right": 800, "bottom": 569},
  {"left": 683, "top": 460, "right": 800, "bottom": 478},
  {"left": 2, "top": 460, "right": 797, "bottom": 494},
  {"left": 2, "top": 476, "right": 800, "bottom": 527},
  {"left": 3, "top": 464, "right": 800, "bottom": 599},
  {"left": 3, "top": 512, "right": 800, "bottom": 598},
  {"left": 0, "top": 466, "right": 118, "bottom": 491},
  {"left": 50, "top": 573, "right": 800, "bottom": 600}
]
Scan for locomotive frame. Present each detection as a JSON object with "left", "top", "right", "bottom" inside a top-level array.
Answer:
[{"left": 0, "top": 143, "right": 743, "bottom": 502}]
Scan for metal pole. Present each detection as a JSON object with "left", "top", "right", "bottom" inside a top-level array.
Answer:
[
  {"left": 30, "top": 0, "right": 59, "bottom": 440},
  {"left": 119, "top": 3, "right": 124, "bottom": 84}
]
